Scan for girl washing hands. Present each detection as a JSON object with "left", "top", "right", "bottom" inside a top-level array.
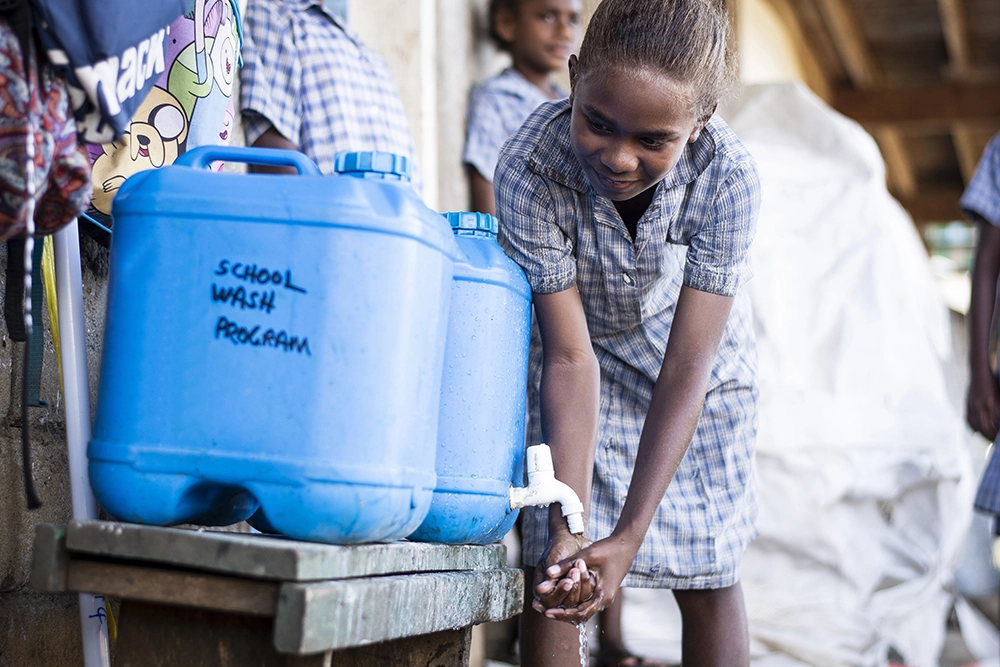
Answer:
[{"left": 494, "top": 1, "right": 760, "bottom": 665}]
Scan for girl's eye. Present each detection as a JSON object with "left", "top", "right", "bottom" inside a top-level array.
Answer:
[
  {"left": 589, "top": 120, "right": 610, "bottom": 133},
  {"left": 539, "top": 11, "right": 554, "bottom": 21},
  {"left": 640, "top": 138, "right": 665, "bottom": 149}
]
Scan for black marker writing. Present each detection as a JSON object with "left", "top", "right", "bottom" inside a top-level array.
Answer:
[
  {"left": 215, "top": 259, "right": 307, "bottom": 294},
  {"left": 211, "top": 284, "right": 277, "bottom": 313},
  {"left": 214, "top": 316, "right": 311, "bottom": 356}
]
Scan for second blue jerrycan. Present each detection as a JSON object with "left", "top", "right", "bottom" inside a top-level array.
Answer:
[
  {"left": 88, "top": 147, "right": 457, "bottom": 544},
  {"left": 408, "top": 212, "right": 532, "bottom": 545}
]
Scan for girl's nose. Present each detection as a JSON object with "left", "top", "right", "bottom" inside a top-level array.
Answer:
[{"left": 602, "top": 142, "right": 637, "bottom": 174}]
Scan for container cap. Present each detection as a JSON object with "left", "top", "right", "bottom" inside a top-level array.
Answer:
[
  {"left": 444, "top": 211, "right": 498, "bottom": 237},
  {"left": 333, "top": 151, "right": 411, "bottom": 181}
]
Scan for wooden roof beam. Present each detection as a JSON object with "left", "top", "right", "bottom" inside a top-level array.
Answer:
[
  {"left": 936, "top": 0, "right": 971, "bottom": 80},
  {"left": 757, "top": 0, "right": 834, "bottom": 102},
  {"left": 834, "top": 83, "right": 1000, "bottom": 126},
  {"left": 815, "top": 0, "right": 877, "bottom": 88},
  {"left": 814, "top": 0, "right": 918, "bottom": 199}
]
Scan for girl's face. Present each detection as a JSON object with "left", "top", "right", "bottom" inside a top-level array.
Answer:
[
  {"left": 496, "top": 0, "right": 581, "bottom": 76},
  {"left": 570, "top": 65, "right": 708, "bottom": 203}
]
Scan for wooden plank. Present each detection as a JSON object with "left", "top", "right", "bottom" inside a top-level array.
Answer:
[
  {"left": 834, "top": 83, "right": 1000, "bottom": 126},
  {"left": 28, "top": 524, "right": 69, "bottom": 593},
  {"left": 274, "top": 568, "right": 524, "bottom": 654},
  {"left": 64, "top": 520, "right": 506, "bottom": 581},
  {"left": 328, "top": 628, "right": 472, "bottom": 667},
  {"left": 65, "top": 559, "right": 279, "bottom": 617},
  {"left": 114, "top": 601, "right": 331, "bottom": 667}
]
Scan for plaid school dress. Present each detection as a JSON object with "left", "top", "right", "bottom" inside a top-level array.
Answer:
[
  {"left": 962, "top": 132, "right": 1000, "bottom": 516},
  {"left": 239, "top": 0, "right": 419, "bottom": 189},
  {"left": 496, "top": 99, "right": 760, "bottom": 589},
  {"left": 463, "top": 67, "right": 565, "bottom": 183}
]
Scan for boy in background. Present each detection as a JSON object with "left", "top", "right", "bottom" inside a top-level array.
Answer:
[{"left": 464, "top": 0, "right": 580, "bottom": 214}]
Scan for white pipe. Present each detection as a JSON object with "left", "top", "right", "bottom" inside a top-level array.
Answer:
[
  {"left": 54, "top": 221, "right": 111, "bottom": 667},
  {"left": 509, "top": 444, "right": 585, "bottom": 534}
]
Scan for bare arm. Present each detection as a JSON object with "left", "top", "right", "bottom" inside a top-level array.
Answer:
[
  {"left": 967, "top": 219, "right": 1000, "bottom": 440},
  {"left": 540, "top": 284, "right": 734, "bottom": 621},
  {"left": 468, "top": 166, "right": 496, "bottom": 216},
  {"left": 533, "top": 288, "right": 600, "bottom": 536},
  {"left": 248, "top": 125, "right": 299, "bottom": 174}
]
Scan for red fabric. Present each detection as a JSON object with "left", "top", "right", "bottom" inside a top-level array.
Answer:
[{"left": 0, "top": 20, "right": 91, "bottom": 240}]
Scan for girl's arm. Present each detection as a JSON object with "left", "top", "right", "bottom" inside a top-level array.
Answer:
[
  {"left": 539, "top": 284, "right": 734, "bottom": 622},
  {"left": 530, "top": 288, "right": 601, "bottom": 599},
  {"left": 967, "top": 219, "right": 1000, "bottom": 440}
]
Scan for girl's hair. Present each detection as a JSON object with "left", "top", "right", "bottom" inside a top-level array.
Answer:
[
  {"left": 575, "top": 0, "right": 735, "bottom": 119},
  {"left": 487, "top": 0, "right": 520, "bottom": 52}
]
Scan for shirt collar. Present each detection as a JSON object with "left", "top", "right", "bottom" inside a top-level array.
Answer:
[
  {"left": 491, "top": 67, "right": 567, "bottom": 103},
  {"left": 528, "top": 98, "right": 719, "bottom": 197}
]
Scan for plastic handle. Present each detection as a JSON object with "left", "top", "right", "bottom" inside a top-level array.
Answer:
[{"left": 174, "top": 146, "right": 322, "bottom": 175}]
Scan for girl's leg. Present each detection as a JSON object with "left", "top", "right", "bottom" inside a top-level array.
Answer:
[
  {"left": 519, "top": 567, "right": 589, "bottom": 667},
  {"left": 598, "top": 595, "right": 628, "bottom": 654},
  {"left": 672, "top": 582, "right": 749, "bottom": 667}
]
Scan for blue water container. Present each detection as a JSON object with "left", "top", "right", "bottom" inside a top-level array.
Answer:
[
  {"left": 408, "top": 212, "right": 532, "bottom": 545},
  {"left": 88, "top": 146, "right": 457, "bottom": 544}
]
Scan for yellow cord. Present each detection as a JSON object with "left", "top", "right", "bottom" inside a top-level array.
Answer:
[{"left": 41, "top": 235, "right": 61, "bottom": 393}]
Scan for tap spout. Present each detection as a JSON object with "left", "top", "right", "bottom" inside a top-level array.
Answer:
[{"left": 510, "top": 444, "right": 585, "bottom": 535}]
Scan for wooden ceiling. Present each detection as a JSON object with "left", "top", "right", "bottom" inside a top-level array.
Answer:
[{"left": 756, "top": 0, "right": 1000, "bottom": 226}]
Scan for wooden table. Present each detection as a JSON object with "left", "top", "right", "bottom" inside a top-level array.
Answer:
[{"left": 31, "top": 520, "right": 523, "bottom": 666}]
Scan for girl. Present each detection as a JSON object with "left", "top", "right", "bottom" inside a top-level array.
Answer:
[
  {"left": 464, "top": 0, "right": 581, "bottom": 215},
  {"left": 493, "top": 1, "right": 760, "bottom": 665}
]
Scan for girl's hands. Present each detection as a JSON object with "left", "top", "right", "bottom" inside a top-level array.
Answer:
[
  {"left": 532, "top": 536, "right": 636, "bottom": 624},
  {"left": 531, "top": 530, "right": 593, "bottom": 612}
]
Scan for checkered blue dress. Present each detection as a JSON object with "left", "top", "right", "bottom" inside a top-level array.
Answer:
[
  {"left": 239, "top": 0, "right": 419, "bottom": 189},
  {"left": 463, "top": 67, "right": 565, "bottom": 183},
  {"left": 496, "top": 99, "right": 760, "bottom": 589},
  {"left": 962, "top": 132, "right": 1000, "bottom": 516}
]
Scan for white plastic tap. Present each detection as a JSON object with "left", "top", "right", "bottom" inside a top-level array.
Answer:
[{"left": 509, "top": 443, "right": 585, "bottom": 534}]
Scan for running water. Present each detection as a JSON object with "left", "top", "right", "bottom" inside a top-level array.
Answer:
[{"left": 576, "top": 620, "right": 589, "bottom": 667}]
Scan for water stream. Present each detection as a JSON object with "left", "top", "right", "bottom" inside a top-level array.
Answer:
[{"left": 576, "top": 620, "right": 589, "bottom": 667}]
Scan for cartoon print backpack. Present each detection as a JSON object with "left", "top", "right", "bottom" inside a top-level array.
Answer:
[{"left": 87, "top": 0, "right": 242, "bottom": 222}]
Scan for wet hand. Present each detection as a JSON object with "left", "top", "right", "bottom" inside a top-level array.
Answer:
[
  {"left": 531, "top": 531, "right": 590, "bottom": 611},
  {"left": 535, "top": 537, "right": 635, "bottom": 624}
]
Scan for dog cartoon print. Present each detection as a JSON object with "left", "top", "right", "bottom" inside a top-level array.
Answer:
[{"left": 90, "top": 86, "right": 189, "bottom": 215}]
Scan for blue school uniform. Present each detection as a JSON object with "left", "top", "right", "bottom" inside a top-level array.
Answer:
[
  {"left": 496, "top": 98, "right": 760, "bottom": 589},
  {"left": 239, "top": 0, "right": 419, "bottom": 187},
  {"left": 463, "top": 67, "right": 565, "bottom": 183},
  {"left": 962, "top": 132, "right": 1000, "bottom": 516}
]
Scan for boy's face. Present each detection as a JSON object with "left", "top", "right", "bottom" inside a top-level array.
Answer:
[
  {"left": 497, "top": 0, "right": 581, "bottom": 76},
  {"left": 570, "top": 65, "right": 707, "bottom": 203}
]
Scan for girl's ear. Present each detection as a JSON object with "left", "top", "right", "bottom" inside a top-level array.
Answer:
[
  {"left": 687, "top": 103, "right": 718, "bottom": 143},
  {"left": 568, "top": 54, "right": 579, "bottom": 94},
  {"left": 494, "top": 6, "right": 518, "bottom": 45}
]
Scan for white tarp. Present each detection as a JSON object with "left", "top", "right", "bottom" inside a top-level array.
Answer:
[{"left": 620, "top": 81, "right": 975, "bottom": 667}]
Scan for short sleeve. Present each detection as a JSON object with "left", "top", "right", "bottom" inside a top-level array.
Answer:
[
  {"left": 463, "top": 87, "right": 506, "bottom": 182},
  {"left": 239, "top": 0, "right": 302, "bottom": 147},
  {"left": 683, "top": 161, "right": 761, "bottom": 297},
  {"left": 961, "top": 133, "right": 1000, "bottom": 227},
  {"left": 495, "top": 151, "right": 577, "bottom": 294}
]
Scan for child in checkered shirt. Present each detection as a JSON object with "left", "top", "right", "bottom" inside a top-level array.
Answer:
[
  {"left": 494, "top": 1, "right": 761, "bottom": 665},
  {"left": 464, "top": 0, "right": 581, "bottom": 215}
]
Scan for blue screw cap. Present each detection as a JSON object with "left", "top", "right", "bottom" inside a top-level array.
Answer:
[
  {"left": 333, "top": 151, "right": 411, "bottom": 181},
  {"left": 444, "top": 211, "right": 498, "bottom": 237}
]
